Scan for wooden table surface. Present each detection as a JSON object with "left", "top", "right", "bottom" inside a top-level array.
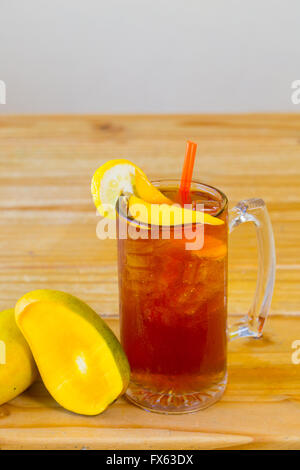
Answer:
[{"left": 0, "top": 114, "right": 300, "bottom": 450}]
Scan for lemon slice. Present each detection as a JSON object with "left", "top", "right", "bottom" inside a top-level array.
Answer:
[{"left": 91, "top": 159, "right": 147, "bottom": 219}]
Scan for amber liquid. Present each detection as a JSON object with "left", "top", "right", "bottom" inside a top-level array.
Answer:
[{"left": 117, "top": 186, "right": 228, "bottom": 412}]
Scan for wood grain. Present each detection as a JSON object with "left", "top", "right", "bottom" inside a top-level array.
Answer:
[
  {"left": 0, "top": 114, "right": 300, "bottom": 449},
  {"left": 0, "top": 317, "right": 300, "bottom": 450}
]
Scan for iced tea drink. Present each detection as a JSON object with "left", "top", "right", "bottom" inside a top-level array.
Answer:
[{"left": 117, "top": 180, "right": 228, "bottom": 413}]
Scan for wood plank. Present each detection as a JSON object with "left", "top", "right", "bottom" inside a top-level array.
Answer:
[
  {"left": 0, "top": 316, "right": 300, "bottom": 450},
  {"left": 0, "top": 114, "right": 299, "bottom": 449}
]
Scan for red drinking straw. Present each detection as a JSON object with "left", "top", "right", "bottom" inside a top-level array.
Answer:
[{"left": 179, "top": 141, "right": 197, "bottom": 203}]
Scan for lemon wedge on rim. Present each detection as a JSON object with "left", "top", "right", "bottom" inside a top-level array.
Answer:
[{"left": 91, "top": 159, "right": 147, "bottom": 219}]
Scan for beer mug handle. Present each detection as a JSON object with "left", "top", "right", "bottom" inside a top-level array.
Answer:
[{"left": 228, "top": 198, "right": 276, "bottom": 339}]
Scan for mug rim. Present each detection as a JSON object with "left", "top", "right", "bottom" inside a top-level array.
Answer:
[
  {"left": 116, "top": 178, "right": 228, "bottom": 229},
  {"left": 150, "top": 178, "right": 228, "bottom": 217}
]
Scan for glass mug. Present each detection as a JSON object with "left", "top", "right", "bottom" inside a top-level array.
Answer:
[{"left": 116, "top": 180, "right": 275, "bottom": 414}]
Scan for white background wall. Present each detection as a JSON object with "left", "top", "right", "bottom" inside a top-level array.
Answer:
[{"left": 1, "top": 0, "right": 300, "bottom": 113}]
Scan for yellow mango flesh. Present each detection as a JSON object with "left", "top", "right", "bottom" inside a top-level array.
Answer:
[
  {"left": 134, "top": 172, "right": 172, "bottom": 205},
  {"left": 15, "top": 290, "right": 130, "bottom": 416},
  {"left": 0, "top": 309, "right": 37, "bottom": 405},
  {"left": 128, "top": 195, "right": 224, "bottom": 226}
]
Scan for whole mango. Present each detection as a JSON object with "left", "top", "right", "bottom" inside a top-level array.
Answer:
[{"left": 0, "top": 308, "right": 37, "bottom": 405}]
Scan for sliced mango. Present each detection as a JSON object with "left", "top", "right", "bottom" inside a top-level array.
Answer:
[
  {"left": 0, "top": 308, "right": 37, "bottom": 405},
  {"left": 15, "top": 290, "right": 130, "bottom": 416},
  {"left": 128, "top": 195, "right": 224, "bottom": 227},
  {"left": 134, "top": 172, "right": 172, "bottom": 204}
]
